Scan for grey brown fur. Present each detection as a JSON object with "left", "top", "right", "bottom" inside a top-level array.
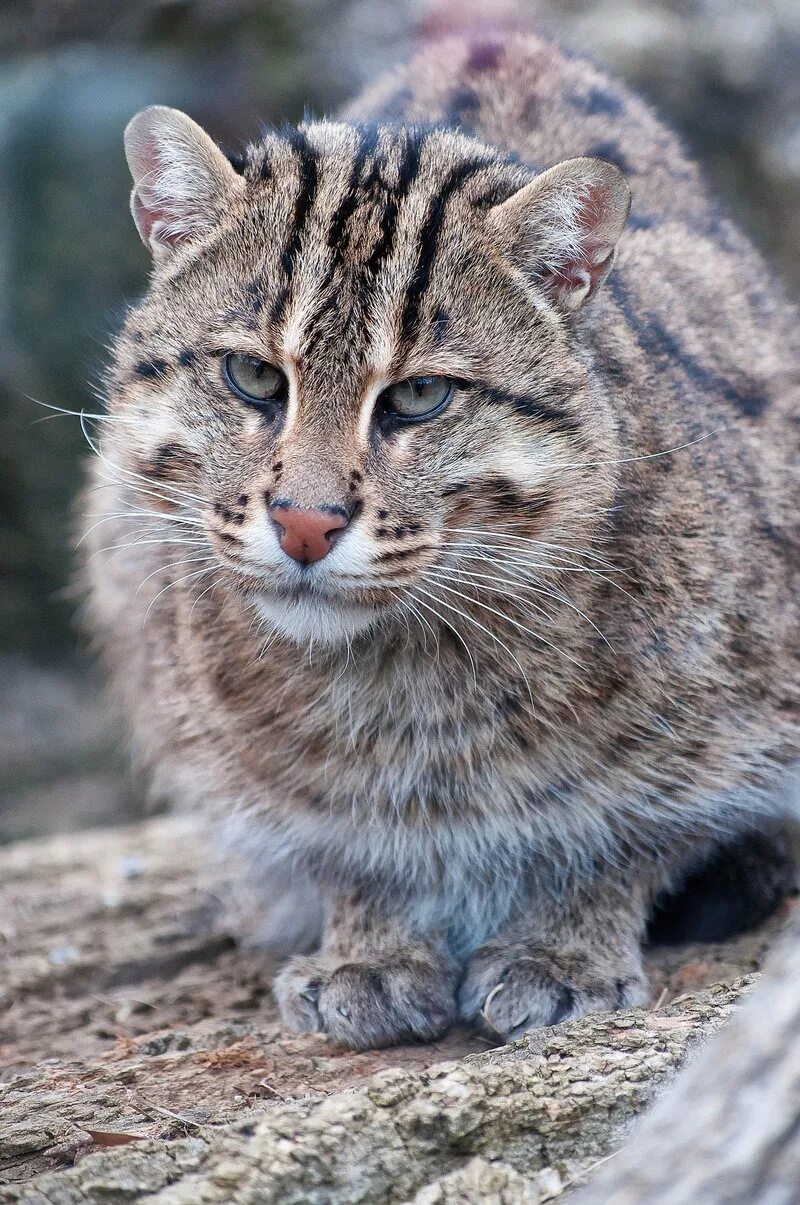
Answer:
[{"left": 83, "top": 33, "right": 799, "bottom": 1048}]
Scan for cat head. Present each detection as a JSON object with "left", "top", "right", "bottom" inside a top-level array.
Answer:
[{"left": 105, "top": 107, "right": 629, "bottom": 646}]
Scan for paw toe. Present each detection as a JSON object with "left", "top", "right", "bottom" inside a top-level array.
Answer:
[
  {"left": 272, "top": 956, "right": 328, "bottom": 1034},
  {"left": 460, "top": 945, "right": 649, "bottom": 1042},
  {"left": 275, "top": 953, "right": 457, "bottom": 1049}
]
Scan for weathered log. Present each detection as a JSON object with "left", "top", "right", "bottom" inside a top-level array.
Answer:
[
  {"left": 0, "top": 817, "right": 790, "bottom": 1202},
  {"left": 575, "top": 918, "right": 800, "bottom": 1205}
]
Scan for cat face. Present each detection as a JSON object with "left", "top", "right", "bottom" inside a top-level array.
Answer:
[{"left": 105, "top": 110, "right": 629, "bottom": 646}]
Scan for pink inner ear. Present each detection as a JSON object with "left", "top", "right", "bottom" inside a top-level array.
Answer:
[
  {"left": 132, "top": 190, "right": 156, "bottom": 243},
  {"left": 130, "top": 128, "right": 193, "bottom": 250},
  {"left": 539, "top": 181, "right": 617, "bottom": 301}
]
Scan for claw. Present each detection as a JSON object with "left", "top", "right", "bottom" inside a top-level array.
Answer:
[{"left": 479, "top": 981, "right": 506, "bottom": 1034}]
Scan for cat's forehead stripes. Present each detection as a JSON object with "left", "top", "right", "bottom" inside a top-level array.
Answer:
[{"left": 240, "top": 123, "right": 528, "bottom": 381}]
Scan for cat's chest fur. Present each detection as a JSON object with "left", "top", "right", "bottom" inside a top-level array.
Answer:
[{"left": 181, "top": 590, "right": 610, "bottom": 887}]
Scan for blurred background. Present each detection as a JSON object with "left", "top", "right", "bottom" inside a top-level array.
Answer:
[{"left": 1, "top": 0, "right": 799, "bottom": 843}]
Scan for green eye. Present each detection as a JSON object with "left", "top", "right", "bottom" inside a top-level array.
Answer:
[
  {"left": 381, "top": 375, "right": 454, "bottom": 422},
  {"left": 223, "top": 353, "right": 287, "bottom": 406}
]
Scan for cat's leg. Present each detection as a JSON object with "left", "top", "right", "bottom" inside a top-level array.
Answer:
[
  {"left": 273, "top": 892, "right": 459, "bottom": 1048},
  {"left": 458, "top": 874, "right": 651, "bottom": 1042}
]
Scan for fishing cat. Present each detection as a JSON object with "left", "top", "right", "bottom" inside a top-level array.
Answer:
[{"left": 84, "top": 32, "right": 799, "bottom": 1048}]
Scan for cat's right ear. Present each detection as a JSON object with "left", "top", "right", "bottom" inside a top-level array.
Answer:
[{"left": 124, "top": 106, "right": 244, "bottom": 261}]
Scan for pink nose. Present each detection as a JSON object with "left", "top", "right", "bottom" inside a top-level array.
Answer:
[{"left": 269, "top": 502, "right": 349, "bottom": 565}]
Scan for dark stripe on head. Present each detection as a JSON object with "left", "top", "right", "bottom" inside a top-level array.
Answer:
[
  {"left": 479, "top": 474, "right": 555, "bottom": 516},
  {"left": 302, "top": 127, "right": 383, "bottom": 341},
  {"left": 376, "top": 544, "right": 431, "bottom": 563},
  {"left": 400, "top": 156, "right": 487, "bottom": 344},
  {"left": 366, "top": 127, "right": 424, "bottom": 279},
  {"left": 139, "top": 442, "right": 200, "bottom": 482},
  {"left": 477, "top": 386, "right": 582, "bottom": 437},
  {"left": 327, "top": 126, "right": 381, "bottom": 260},
  {"left": 271, "top": 128, "right": 320, "bottom": 327}
]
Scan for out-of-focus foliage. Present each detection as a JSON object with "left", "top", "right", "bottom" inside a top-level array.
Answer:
[{"left": 1, "top": 0, "right": 798, "bottom": 839}]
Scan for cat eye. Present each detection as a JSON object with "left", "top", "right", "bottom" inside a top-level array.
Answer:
[
  {"left": 380, "top": 375, "right": 454, "bottom": 422},
  {"left": 223, "top": 353, "right": 287, "bottom": 407}
]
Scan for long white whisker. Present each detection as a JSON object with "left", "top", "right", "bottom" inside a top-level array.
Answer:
[
  {"left": 405, "top": 588, "right": 479, "bottom": 691},
  {"left": 412, "top": 583, "right": 535, "bottom": 706},
  {"left": 134, "top": 554, "right": 217, "bottom": 602},
  {"left": 20, "top": 392, "right": 128, "bottom": 423},
  {"left": 90, "top": 536, "right": 210, "bottom": 561},
  {"left": 399, "top": 593, "right": 439, "bottom": 659},
  {"left": 189, "top": 579, "right": 220, "bottom": 617},
  {"left": 142, "top": 565, "right": 218, "bottom": 627},
  {"left": 426, "top": 564, "right": 556, "bottom": 625},
  {"left": 555, "top": 429, "right": 720, "bottom": 472},
  {"left": 420, "top": 574, "right": 586, "bottom": 671},
  {"left": 446, "top": 528, "right": 618, "bottom": 569},
  {"left": 80, "top": 411, "right": 209, "bottom": 509},
  {"left": 426, "top": 563, "right": 614, "bottom": 651}
]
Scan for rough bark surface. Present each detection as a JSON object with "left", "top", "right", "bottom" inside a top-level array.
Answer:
[
  {"left": 0, "top": 818, "right": 791, "bottom": 1202},
  {"left": 574, "top": 919, "right": 800, "bottom": 1205}
]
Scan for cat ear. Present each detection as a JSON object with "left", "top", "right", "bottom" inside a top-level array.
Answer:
[
  {"left": 486, "top": 157, "right": 631, "bottom": 311},
  {"left": 124, "top": 106, "right": 244, "bottom": 260}
]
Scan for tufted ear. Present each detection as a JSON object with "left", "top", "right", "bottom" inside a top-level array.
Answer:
[
  {"left": 124, "top": 105, "right": 244, "bottom": 261},
  {"left": 486, "top": 157, "right": 631, "bottom": 311}
]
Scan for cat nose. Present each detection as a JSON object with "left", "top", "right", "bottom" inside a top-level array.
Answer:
[{"left": 268, "top": 501, "right": 350, "bottom": 565}]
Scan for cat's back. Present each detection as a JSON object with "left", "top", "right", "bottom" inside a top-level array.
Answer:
[{"left": 348, "top": 32, "right": 709, "bottom": 233}]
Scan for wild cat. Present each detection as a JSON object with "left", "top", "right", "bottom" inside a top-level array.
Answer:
[{"left": 83, "top": 32, "right": 799, "bottom": 1049}]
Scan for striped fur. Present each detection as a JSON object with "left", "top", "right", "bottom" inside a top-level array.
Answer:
[{"left": 83, "top": 34, "right": 799, "bottom": 1048}]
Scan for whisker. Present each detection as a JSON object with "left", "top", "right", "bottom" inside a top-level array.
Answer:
[
  {"left": 412, "top": 583, "right": 535, "bottom": 706},
  {"left": 419, "top": 573, "right": 586, "bottom": 671},
  {"left": 80, "top": 412, "right": 209, "bottom": 509},
  {"left": 76, "top": 507, "right": 205, "bottom": 547},
  {"left": 399, "top": 593, "right": 440, "bottom": 659},
  {"left": 90, "top": 535, "right": 210, "bottom": 561},
  {"left": 189, "top": 579, "right": 220, "bottom": 617},
  {"left": 20, "top": 392, "right": 128, "bottom": 424},
  {"left": 134, "top": 553, "right": 218, "bottom": 602},
  {"left": 555, "top": 429, "right": 720, "bottom": 472},
  {"left": 142, "top": 564, "right": 218, "bottom": 627},
  {"left": 426, "top": 563, "right": 614, "bottom": 651},
  {"left": 405, "top": 588, "right": 479, "bottom": 690},
  {"left": 445, "top": 528, "right": 619, "bottom": 570},
  {"left": 426, "top": 564, "right": 556, "bottom": 626}
]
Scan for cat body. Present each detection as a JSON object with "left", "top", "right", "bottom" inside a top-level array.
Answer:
[{"left": 84, "top": 33, "right": 799, "bottom": 1047}]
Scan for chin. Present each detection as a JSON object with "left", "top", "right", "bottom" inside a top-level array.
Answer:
[{"left": 254, "top": 591, "right": 381, "bottom": 647}]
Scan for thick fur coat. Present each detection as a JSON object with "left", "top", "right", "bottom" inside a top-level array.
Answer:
[{"left": 83, "top": 33, "right": 799, "bottom": 1047}]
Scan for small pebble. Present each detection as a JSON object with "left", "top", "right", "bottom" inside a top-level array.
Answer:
[
  {"left": 119, "top": 854, "right": 144, "bottom": 879},
  {"left": 48, "top": 945, "right": 79, "bottom": 965}
]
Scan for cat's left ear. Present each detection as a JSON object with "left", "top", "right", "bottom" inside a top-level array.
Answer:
[
  {"left": 124, "top": 106, "right": 244, "bottom": 260},
  {"left": 486, "top": 157, "right": 631, "bottom": 311}
]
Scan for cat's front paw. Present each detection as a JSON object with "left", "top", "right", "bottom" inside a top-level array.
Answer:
[
  {"left": 273, "top": 948, "right": 458, "bottom": 1049},
  {"left": 458, "top": 940, "right": 649, "bottom": 1042}
]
